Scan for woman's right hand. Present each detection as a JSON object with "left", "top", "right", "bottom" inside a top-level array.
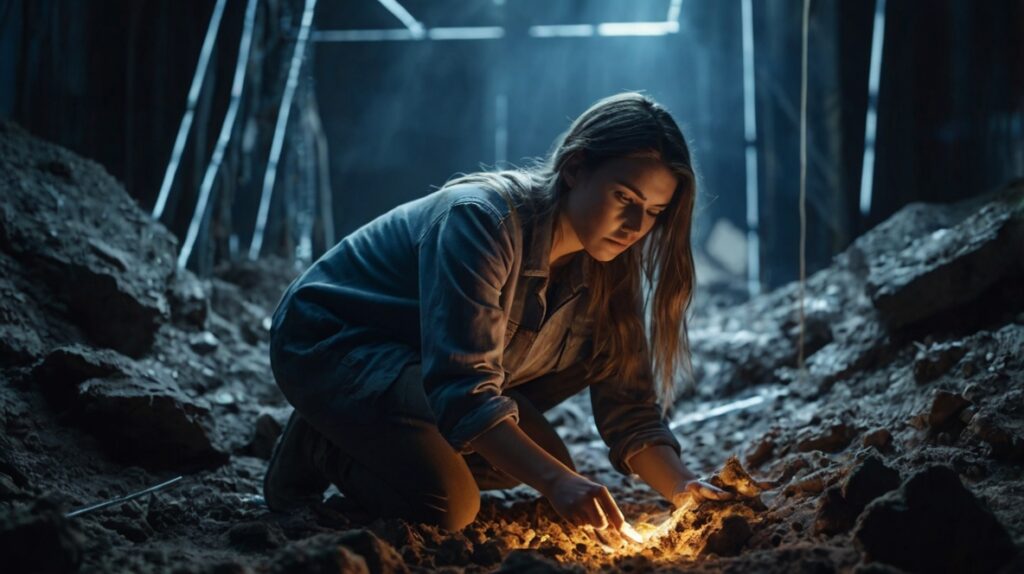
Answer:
[
  {"left": 543, "top": 471, "right": 625, "bottom": 531},
  {"left": 467, "top": 420, "right": 626, "bottom": 531}
]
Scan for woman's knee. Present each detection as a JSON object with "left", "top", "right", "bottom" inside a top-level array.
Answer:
[
  {"left": 354, "top": 432, "right": 482, "bottom": 530},
  {"left": 405, "top": 476, "right": 481, "bottom": 531}
]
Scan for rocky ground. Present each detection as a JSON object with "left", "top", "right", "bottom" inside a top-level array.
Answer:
[{"left": 1, "top": 119, "right": 1022, "bottom": 573}]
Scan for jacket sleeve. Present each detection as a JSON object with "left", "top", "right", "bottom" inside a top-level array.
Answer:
[
  {"left": 418, "top": 199, "right": 518, "bottom": 452},
  {"left": 589, "top": 352, "right": 681, "bottom": 475}
]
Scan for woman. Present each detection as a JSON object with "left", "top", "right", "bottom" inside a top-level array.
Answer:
[{"left": 264, "top": 92, "right": 731, "bottom": 534}]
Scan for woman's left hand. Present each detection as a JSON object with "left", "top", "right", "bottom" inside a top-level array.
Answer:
[{"left": 671, "top": 479, "right": 735, "bottom": 507}]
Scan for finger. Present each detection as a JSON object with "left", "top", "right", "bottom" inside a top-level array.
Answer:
[
  {"left": 574, "top": 496, "right": 604, "bottom": 530},
  {"left": 684, "top": 483, "right": 706, "bottom": 502},
  {"left": 619, "top": 522, "right": 644, "bottom": 544},
  {"left": 583, "top": 507, "right": 605, "bottom": 530},
  {"left": 700, "top": 485, "right": 734, "bottom": 500},
  {"left": 590, "top": 498, "right": 609, "bottom": 530},
  {"left": 597, "top": 487, "right": 626, "bottom": 531},
  {"left": 584, "top": 525, "right": 605, "bottom": 549},
  {"left": 694, "top": 481, "right": 735, "bottom": 500},
  {"left": 672, "top": 489, "right": 694, "bottom": 508}
]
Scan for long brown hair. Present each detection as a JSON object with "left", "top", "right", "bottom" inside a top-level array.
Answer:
[{"left": 445, "top": 92, "right": 697, "bottom": 415}]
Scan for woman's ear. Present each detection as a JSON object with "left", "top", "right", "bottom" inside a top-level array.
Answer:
[{"left": 563, "top": 152, "right": 585, "bottom": 189}]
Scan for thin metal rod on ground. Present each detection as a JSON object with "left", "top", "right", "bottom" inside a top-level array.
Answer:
[{"left": 65, "top": 476, "right": 184, "bottom": 519}]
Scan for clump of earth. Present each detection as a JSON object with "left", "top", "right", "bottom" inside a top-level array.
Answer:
[{"left": 1, "top": 121, "right": 1022, "bottom": 573}]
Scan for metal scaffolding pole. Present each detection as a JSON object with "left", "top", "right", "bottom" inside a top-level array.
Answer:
[
  {"left": 741, "top": 0, "right": 761, "bottom": 296},
  {"left": 152, "top": 0, "right": 227, "bottom": 221},
  {"left": 177, "top": 0, "right": 258, "bottom": 269},
  {"left": 859, "top": 0, "right": 888, "bottom": 217},
  {"left": 248, "top": 0, "right": 318, "bottom": 260}
]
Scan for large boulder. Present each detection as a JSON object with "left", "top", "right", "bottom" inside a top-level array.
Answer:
[
  {"left": 815, "top": 455, "right": 901, "bottom": 535},
  {"left": 31, "top": 345, "right": 227, "bottom": 469},
  {"left": 863, "top": 186, "right": 1024, "bottom": 330},
  {"left": 75, "top": 375, "right": 227, "bottom": 469},
  {"left": 854, "top": 466, "right": 1015, "bottom": 573}
]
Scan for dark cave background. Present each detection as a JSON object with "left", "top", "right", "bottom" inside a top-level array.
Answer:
[{"left": 2, "top": 0, "right": 1021, "bottom": 288}]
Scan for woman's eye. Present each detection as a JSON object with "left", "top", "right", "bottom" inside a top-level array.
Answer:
[
  {"left": 647, "top": 210, "right": 663, "bottom": 218},
  {"left": 613, "top": 190, "right": 630, "bottom": 203}
]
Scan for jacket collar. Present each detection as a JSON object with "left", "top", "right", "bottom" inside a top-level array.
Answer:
[{"left": 518, "top": 200, "right": 589, "bottom": 291}]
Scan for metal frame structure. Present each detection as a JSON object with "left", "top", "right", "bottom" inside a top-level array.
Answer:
[
  {"left": 314, "top": 0, "right": 684, "bottom": 42},
  {"left": 159, "top": 0, "right": 891, "bottom": 291}
]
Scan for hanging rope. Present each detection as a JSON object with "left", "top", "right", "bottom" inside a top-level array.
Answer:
[{"left": 797, "top": 0, "right": 810, "bottom": 375}]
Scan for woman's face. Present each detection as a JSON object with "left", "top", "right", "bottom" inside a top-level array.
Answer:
[{"left": 563, "top": 154, "right": 678, "bottom": 262}]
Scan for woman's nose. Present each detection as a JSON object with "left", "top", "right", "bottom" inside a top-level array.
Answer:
[{"left": 622, "top": 203, "right": 643, "bottom": 232}]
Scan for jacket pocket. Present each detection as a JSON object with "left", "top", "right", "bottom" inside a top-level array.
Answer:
[{"left": 556, "top": 310, "right": 594, "bottom": 371}]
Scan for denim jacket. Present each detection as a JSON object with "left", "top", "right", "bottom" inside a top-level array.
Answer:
[{"left": 269, "top": 184, "right": 680, "bottom": 474}]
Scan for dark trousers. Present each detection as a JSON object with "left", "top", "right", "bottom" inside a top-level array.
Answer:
[{"left": 297, "top": 362, "right": 590, "bottom": 531}]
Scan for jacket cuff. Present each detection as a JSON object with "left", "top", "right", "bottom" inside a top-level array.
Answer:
[
  {"left": 609, "top": 428, "right": 682, "bottom": 476},
  {"left": 445, "top": 395, "right": 520, "bottom": 453}
]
